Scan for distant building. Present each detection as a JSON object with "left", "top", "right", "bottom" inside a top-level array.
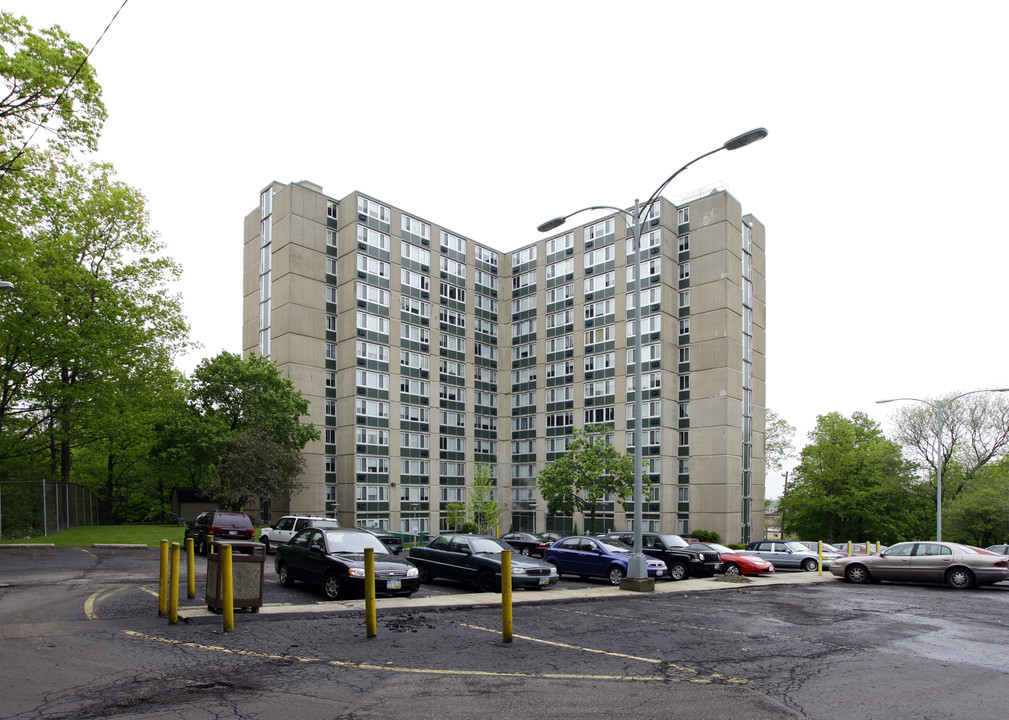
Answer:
[{"left": 243, "top": 181, "right": 766, "bottom": 543}]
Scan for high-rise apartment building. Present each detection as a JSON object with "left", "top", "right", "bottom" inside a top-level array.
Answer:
[{"left": 243, "top": 180, "right": 765, "bottom": 543}]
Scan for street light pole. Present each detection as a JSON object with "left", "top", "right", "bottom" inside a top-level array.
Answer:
[
  {"left": 538, "top": 128, "right": 767, "bottom": 582},
  {"left": 877, "top": 388, "right": 1009, "bottom": 541}
]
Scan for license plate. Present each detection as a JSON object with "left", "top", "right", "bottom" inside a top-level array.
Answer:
[
  {"left": 538, "top": 577, "right": 550, "bottom": 585},
  {"left": 386, "top": 580, "right": 402, "bottom": 590},
  {"left": 227, "top": 530, "right": 237, "bottom": 536}
]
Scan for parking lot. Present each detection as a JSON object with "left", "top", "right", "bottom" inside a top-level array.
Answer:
[{"left": 3, "top": 545, "right": 1009, "bottom": 719}]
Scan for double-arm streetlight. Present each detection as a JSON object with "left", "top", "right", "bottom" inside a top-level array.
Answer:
[
  {"left": 877, "top": 387, "right": 1009, "bottom": 541},
  {"left": 538, "top": 128, "right": 767, "bottom": 582}
]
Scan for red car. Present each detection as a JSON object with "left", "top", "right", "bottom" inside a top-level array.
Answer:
[{"left": 695, "top": 543, "right": 775, "bottom": 576}]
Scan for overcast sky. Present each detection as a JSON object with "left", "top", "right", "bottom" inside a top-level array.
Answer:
[{"left": 9, "top": 1, "right": 1009, "bottom": 497}]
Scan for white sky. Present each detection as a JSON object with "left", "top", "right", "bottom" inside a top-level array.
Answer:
[{"left": 9, "top": 1, "right": 1009, "bottom": 498}]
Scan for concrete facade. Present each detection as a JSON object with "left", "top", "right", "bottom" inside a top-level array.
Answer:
[{"left": 243, "top": 181, "right": 765, "bottom": 543}]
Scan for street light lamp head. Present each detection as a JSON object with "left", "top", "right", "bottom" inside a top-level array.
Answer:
[
  {"left": 723, "top": 127, "right": 768, "bottom": 151},
  {"left": 0, "top": 280, "right": 14, "bottom": 292},
  {"left": 536, "top": 217, "right": 567, "bottom": 233}
]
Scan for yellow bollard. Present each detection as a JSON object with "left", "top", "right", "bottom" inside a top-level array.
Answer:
[
  {"left": 365, "top": 547, "right": 377, "bottom": 638},
  {"left": 208, "top": 533, "right": 215, "bottom": 554},
  {"left": 221, "top": 544, "right": 234, "bottom": 632},
  {"left": 169, "top": 542, "right": 180, "bottom": 624},
  {"left": 847, "top": 540, "right": 853, "bottom": 556},
  {"left": 158, "top": 539, "right": 169, "bottom": 616},
  {"left": 501, "top": 549, "right": 513, "bottom": 643},
  {"left": 817, "top": 540, "right": 823, "bottom": 576},
  {"left": 185, "top": 537, "right": 196, "bottom": 599}
]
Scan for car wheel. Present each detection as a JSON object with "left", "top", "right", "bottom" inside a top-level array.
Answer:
[
  {"left": 945, "top": 566, "right": 975, "bottom": 590},
  {"left": 845, "top": 563, "right": 870, "bottom": 584},
  {"left": 802, "top": 558, "right": 818, "bottom": 572},
  {"left": 323, "top": 572, "right": 344, "bottom": 600},
  {"left": 477, "top": 570, "right": 499, "bottom": 593},
  {"left": 259, "top": 536, "right": 270, "bottom": 554},
  {"left": 607, "top": 565, "right": 625, "bottom": 586},
  {"left": 277, "top": 562, "right": 295, "bottom": 587},
  {"left": 668, "top": 561, "right": 689, "bottom": 581},
  {"left": 723, "top": 562, "right": 741, "bottom": 576},
  {"left": 417, "top": 564, "right": 433, "bottom": 583}
]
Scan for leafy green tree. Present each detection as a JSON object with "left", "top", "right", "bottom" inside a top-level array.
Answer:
[
  {"left": 764, "top": 408, "right": 796, "bottom": 475},
  {"left": 444, "top": 463, "right": 500, "bottom": 535},
  {"left": 781, "top": 411, "right": 930, "bottom": 544},
  {"left": 0, "top": 11, "right": 105, "bottom": 177},
  {"left": 944, "top": 457, "right": 1009, "bottom": 547},
  {"left": 0, "top": 151, "right": 187, "bottom": 487},
  {"left": 537, "top": 425, "right": 636, "bottom": 535},
  {"left": 165, "top": 352, "right": 319, "bottom": 511}
]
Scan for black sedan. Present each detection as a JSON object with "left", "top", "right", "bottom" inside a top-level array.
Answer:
[
  {"left": 408, "top": 534, "right": 560, "bottom": 592},
  {"left": 500, "top": 531, "right": 555, "bottom": 557},
  {"left": 275, "top": 527, "right": 420, "bottom": 600}
]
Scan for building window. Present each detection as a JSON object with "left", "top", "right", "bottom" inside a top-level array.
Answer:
[
  {"left": 440, "top": 231, "right": 466, "bottom": 254},
  {"left": 512, "top": 247, "right": 537, "bottom": 267},
  {"left": 402, "top": 215, "right": 430, "bottom": 240},
  {"left": 357, "top": 225, "right": 390, "bottom": 252},
  {"left": 358, "top": 197, "right": 391, "bottom": 224}
]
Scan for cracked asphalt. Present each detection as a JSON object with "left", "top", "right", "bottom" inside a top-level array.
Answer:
[{"left": 2, "top": 545, "right": 1009, "bottom": 719}]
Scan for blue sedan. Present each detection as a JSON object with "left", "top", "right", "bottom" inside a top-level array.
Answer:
[{"left": 544, "top": 535, "right": 667, "bottom": 585}]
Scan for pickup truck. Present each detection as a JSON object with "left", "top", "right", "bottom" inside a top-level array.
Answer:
[{"left": 600, "top": 532, "right": 720, "bottom": 580}]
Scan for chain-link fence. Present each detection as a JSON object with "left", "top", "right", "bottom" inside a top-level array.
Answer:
[{"left": 0, "top": 481, "right": 102, "bottom": 540}]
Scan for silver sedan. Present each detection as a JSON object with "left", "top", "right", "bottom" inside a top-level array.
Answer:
[{"left": 830, "top": 541, "right": 1009, "bottom": 589}]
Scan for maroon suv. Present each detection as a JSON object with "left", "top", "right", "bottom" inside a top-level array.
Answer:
[{"left": 184, "top": 510, "right": 255, "bottom": 555}]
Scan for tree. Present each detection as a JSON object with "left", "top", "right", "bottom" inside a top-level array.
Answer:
[
  {"left": 0, "top": 151, "right": 188, "bottom": 489},
  {"left": 445, "top": 463, "right": 501, "bottom": 534},
  {"left": 780, "top": 412, "right": 930, "bottom": 544},
  {"left": 167, "top": 352, "right": 319, "bottom": 511},
  {"left": 943, "top": 457, "right": 1009, "bottom": 547},
  {"left": 764, "top": 408, "right": 796, "bottom": 474},
  {"left": 887, "top": 392, "right": 1009, "bottom": 507},
  {"left": 537, "top": 425, "right": 636, "bottom": 535}
]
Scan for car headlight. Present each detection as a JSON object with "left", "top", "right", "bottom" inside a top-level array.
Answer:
[
  {"left": 405, "top": 566, "right": 419, "bottom": 577},
  {"left": 347, "top": 567, "right": 366, "bottom": 577},
  {"left": 511, "top": 567, "right": 529, "bottom": 575}
]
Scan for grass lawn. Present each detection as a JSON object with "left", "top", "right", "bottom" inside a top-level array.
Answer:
[{"left": 1, "top": 524, "right": 192, "bottom": 548}]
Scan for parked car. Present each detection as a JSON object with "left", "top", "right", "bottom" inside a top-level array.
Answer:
[
  {"left": 500, "top": 531, "right": 556, "bottom": 557},
  {"left": 743, "top": 540, "right": 834, "bottom": 571},
  {"left": 830, "top": 541, "right": 1009, "bottom": 589},
  {"left": 275, "top": 526, "right": 419, "bottom": 600},
  {"left": 408, "top": 534, "right": 559, "bottom": 592},
  {"left": 796, "top": 541, "right": 848, "bottom": 556},
  {"left": 544, "top": 535, "right": 668, "bottom": 585},
  {"left": 696, "top": 542, "right": 775, "bottom": 576},
  {"left": 834, "top": 542, "right": 887, "bottom": 556},
  {"left": 985, "top": 544, "right": 1009, "bottom": 555},
  {"left": 599, "top": 532, "right": 719, "bottom": 580},
  {"left": 359, "top": 527, "right": 403, "bottom": 554},
  {"left": 539, "top": 531, "right": 567, "bottom": 543},
  {"left": 258, "top": 515, "right": 340, "bottom": 553},
  {"left": 184, "top": 510, "right": 255, "bottom": 555}
]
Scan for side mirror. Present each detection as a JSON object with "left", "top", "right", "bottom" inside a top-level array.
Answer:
[{"left": 310, "top": 544, "right": 325, "bottom": 554}]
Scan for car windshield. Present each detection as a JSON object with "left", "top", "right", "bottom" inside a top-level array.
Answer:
[
  {"left": 470, "top": 537, "right": 512, "bottom": 554},
  {"left": 323, "top": 530, "right": 389, "bottom": 554},
  {"left": 658, "top": 534, "right": 689, "bottom": 548},
  {"left": 783, "top": 542, "right": 810, "bottom": 552},
  {"left": 707, "top": 543, "right": 732, "bottom": 554},
  {"left": 598, "top": 539, "right": 632, "bottom": 553}
]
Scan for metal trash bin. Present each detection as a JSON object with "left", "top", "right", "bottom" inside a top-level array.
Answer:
[{"left": 206, "top": 541, "right": 265, "bottom": 613}]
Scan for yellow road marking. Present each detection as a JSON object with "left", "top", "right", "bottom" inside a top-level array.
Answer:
[
  {"left": 459, "top": 623, "right": 748, "bottom": 684},
  {"left": 84, "top": 585, "right": 159, "bottom": 620},
  {"left": 123, "top": 631, "right": 677, "bottom": 682}
]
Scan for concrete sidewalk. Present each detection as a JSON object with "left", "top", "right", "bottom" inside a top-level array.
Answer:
[{"left": 178, "top": 569, "right": 836, "bottom": 622}]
